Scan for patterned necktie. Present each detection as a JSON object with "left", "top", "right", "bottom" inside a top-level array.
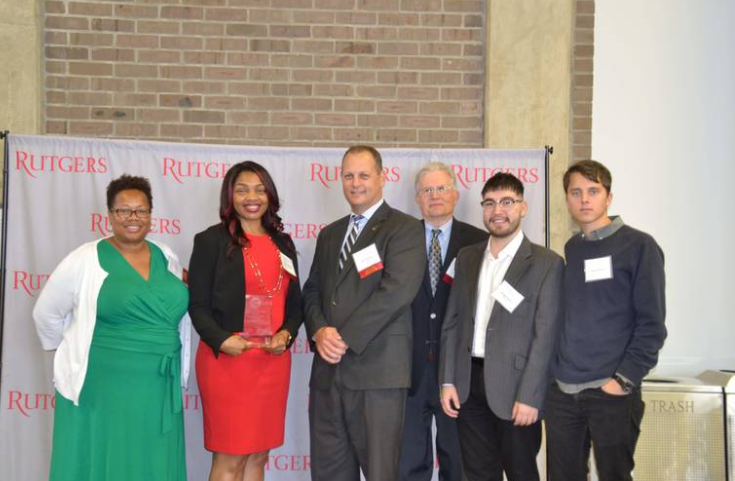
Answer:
[
  {"left": 339, "top": 214, "right": 363, "bottom": 271},
  {"left": 429, "top": 229, "right": 442, "bottom": 295}
]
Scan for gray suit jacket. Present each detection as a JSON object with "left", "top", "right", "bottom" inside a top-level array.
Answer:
[
  {"left": 439, "top": 234, "right": 564, "bottom": 421},
  {"left": 303, "top": 201, "right": 426, "bottom": 391}
]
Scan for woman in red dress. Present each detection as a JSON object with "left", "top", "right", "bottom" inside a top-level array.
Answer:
[{"left": 189, "top": 161, "right": 303, "bottom": 481}]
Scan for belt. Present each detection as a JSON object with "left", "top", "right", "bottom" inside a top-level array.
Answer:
[{"left": 159, "top": 352, "right": 182, "bottom": 434}]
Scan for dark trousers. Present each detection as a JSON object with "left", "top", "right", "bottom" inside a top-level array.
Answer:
[
  {"left": 545, "top": 381, "right": 645, "bottom": 481},
  {"left": 309, "top": 370, "right": 407, "bottom": 481},
  {"left": 456, "top": 359, "right": 541, "bottom": 481},
  {"left": 399, "top": 361, "right": 463, "bottom": 481}
]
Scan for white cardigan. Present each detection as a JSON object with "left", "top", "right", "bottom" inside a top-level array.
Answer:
[{"left": 33, "top": 238, "right": 192, "bottom": 405}]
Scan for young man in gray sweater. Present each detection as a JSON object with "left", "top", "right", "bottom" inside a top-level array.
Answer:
[{"left": 546, "top": 160, "right": 667, "bottom": 481}]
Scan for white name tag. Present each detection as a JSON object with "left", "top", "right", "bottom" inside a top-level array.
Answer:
[
  {"left": 443, "top": 258, "right": 456, "bottom": 284},
  {"left": 280, "top": 251, "right": 297, "bottom": 278},
  {"left": 584, "top": 256, "right": 613, "bottom": 282},
  {"left": 492, "top": 280, "right": 524, "bottom": 313},
  {"left": 352, "top": 244, "right": 384, "bottom": 278}
]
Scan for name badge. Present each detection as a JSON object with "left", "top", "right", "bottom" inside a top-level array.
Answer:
[
  {"left": 584, "top": 256, "right": 613, "bottom": 282},
  {"left": 443, "top": 258, "right": 456, "bottom": 284},
  {"left": 352, "top": 244, "right": 384, "bottom": 279},
  {"left": 492, "top": 280, "right": 524, "bottom": 313},
  {"left": 280, "top": 251, "right": 297, "bottom": 278}
]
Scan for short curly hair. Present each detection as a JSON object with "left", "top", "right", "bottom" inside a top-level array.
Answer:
[{"left": 106, "top": 174, "right": 153, "bottom": 210}]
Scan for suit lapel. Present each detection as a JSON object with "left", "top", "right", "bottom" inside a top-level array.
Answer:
[
  {"left": 335, "top": 202, "right": 390, "bottom": 283},
  {"left": 487, "top": 235, "right": 532, "bottom": 323}
]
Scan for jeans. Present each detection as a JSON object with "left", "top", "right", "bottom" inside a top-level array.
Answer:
[{"left": 545, "top": 381, "right": 645, "bottom": 481}]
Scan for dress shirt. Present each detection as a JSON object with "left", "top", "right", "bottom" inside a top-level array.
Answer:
[
  {"left": 424, "top": 218, "right": 453, "bottom": 264},
  {"left": 471, "top": 230, "right": 524, "bottom": 358},
  {"left": 340, "top": 198, "right": 385, "bottom": 248}
]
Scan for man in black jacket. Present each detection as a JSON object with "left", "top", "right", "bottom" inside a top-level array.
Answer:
[{"left": 399, "top": 162, "right": 487, "bottom": 481}]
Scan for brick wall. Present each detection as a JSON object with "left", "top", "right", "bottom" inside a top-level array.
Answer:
[
  {"left": 571, "top": 0, "right": 594, "bottom": 161},
  {"left": 42, "top": 0, "right": 486, "bottom": 147}
]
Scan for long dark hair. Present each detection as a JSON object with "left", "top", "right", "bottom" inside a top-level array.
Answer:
[{"left": 219, "top": 161, "right": 291, "bottom": 255}]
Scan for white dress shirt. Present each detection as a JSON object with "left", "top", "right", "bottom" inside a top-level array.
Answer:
[{"left": 471, "top": 230, "right": 524, "bottom": 358}]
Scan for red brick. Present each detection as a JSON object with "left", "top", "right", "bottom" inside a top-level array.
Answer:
[
  {"left": 402, "top": 0, "right": 442, "bottom": 12},
  {"left": 46, "top": 121, "right": 68, "bottom": 134},
  {"left": 250, "top": 39, "right": 291, "bottom": 52},
  {"left": 314, "top": 84, "right": 353, "bottom": 97},
  {"left": 137, "top": 109, "right": 181, "bottom": 122},
  {"left": 205, "top": 125, "right": 249, "bottom": 138},
  {"left": 315, "top": 56, "right": 355, "bottom": 69},
  {"left": 292, "top": 11, "right": 335, "bottom": 23},
  {"left": 115, "top": 123, "right": 159, "bottom": 137},
  {"left": 246, "top": 125, "right": 291, "bottom": 140},
  {"left": 272, "top": 112, "right": 315, "bottom": 125},
  {"left": 335, "top": 12, "right": 377, "bottom": 25},
  {"left": 68, "top": 91, "right": 113, "bottom": 105},
  {"left": 183, "top": 22, "right": 226, "bottom": 36},
  {"left": 204, "top": 96, "right": 247, "bottom": 109},
  {"left": 401, "top": 57, "right": 441, "bottom": 70},
  {"left": 358, "top": 114, "right": 397, "bottom": 127},
  {"left": 114, "top": 63, "right": 158, "bottom": 78},
  {"left": 69, "top": 62, "right": 113, "bottom": 76},
  {"left": 138, "top": 79, "right": 181, "bottom": 93},
  {"left": 419, "top": 130, "right": 459, "bottom": 143},
  {"left": 355, "top": 26, "right": 397, "bottom": 41},
  {"left": 334, "top": 128, "right": 374, "bottom": 142},
  {"left": 577, "top": 1, "right": 595, "bottom": 15},
  {"left": 91, "top": 78, "right": 135, "bottom": 92},
  {"left": 205, "top": 67, "right": 246, "bottom": 80},
  {"left": 45, "top": 61, "right": 67, "bottom": 74},
  {"left": 160, "top": 95, "right": 202, "bottom": 108},
  {"left": 574, "top": 45, "right": 594, "bottom": 58},
  {"left": 45, "top": 31, "right": 68, "bottom": 45},
  {"left": 377, "top": 43, "right": 417, "bottom": 55},
  {"left": 114, "top": 4, "right": 158, "bottom": 18},
  {"left": 314, "top": 113, "right": 355, "bottom": 126},
  {"left": 183, "top": 0, "right": 226, "bottom": 5},
  {"left": 183, "top": 110, "right": 225, "bottom": 123},
  {"left": 206, "top": 8, "right": 249, "bottom": 21},
  {"left": 161, "top": 36, "right": 203, "bottom": 50},
  {"left": 444, "top": 1, "right": 483, "bottom": 12},
  {"left": 336, "top": 71, "right": 377, "bottom": 83},
  {"left": 138, "top": 50, "right": 181, "bottom": 63},
  {"left": 185, "top": 81, "right": 226, "bottom": 94},
  {"left": 45, "top": 1, "right": 66, "bottom": 14},
  {"left": 378, "top": 13, "right": 420, "bottom": 26},
  {"left": 271, "top": 25, "right": 313, "bottom": 39},
  {"left": 90, "top": 18, "right": 135, "bottom": 32},
  {"left": 161, "top": 65, "right": 203, "bottom": 79},
  {"left": 45, "top": 16, "right": 89, "bottom": 31},
  {"left": 161, "top": 6, "right": 203, "bottom": 19},
  {"left": 357, "top": 56, "right": 399, "bottom": 70},
  {"left": 441, "top": 28, "right": 482, "bottom": 42},
  {"left": 377, "top": 101, "right": 418, "bottom": 114},
  {"left": 291, "top": 99, "right": 333, "bottom": 111},
  {"left": 335, "top": 41, "right": 376, "bottom": 55},
  {"left": 228, "top": 111, "right": 270, "bottom": 124},
  {"left": 92, "top": 48, "right": 135, "bottom": 62},
  {"left": 288, "top": 127, "right": 331, "bottom": 141},
  {"left": 227, "top": 82, "right": 269, "bottom": 95},
  {"left": 420, "top": 102, "right": 460, "bottom": 115},
  {"left": 292, "top": 40, "right": 335, "bottom": 54},
  {"left": 441, "top": 87, "right": 481, "bottom": 100},
  {"left": 137, "top": 21, "right": 181, "bottom": 34},
  {"left": 160, "top": 124, "right": 203, "bottom": 138},
  {"left": 70, "top": 33, "right": 114, "bottom": 46},
  {"left": 69, "top": 121, "right": 113, "bottom": 135},
  {"left": 356, "top": 85, "right": 396, "bottom": 98},
  {"left": 419, "top": 72, "right": 461, "bottom": 85},
  {"left": 184, "top": 51, "right": 227, "bottom": 65},
  {"left": 442, "top": 116, "right": 481, "bottom": 129},
  {"left": 45, "top": 46, "right": 88, "bottom": 60},
  {"left": 249, "top": 97, "right": 290, "bottom": 110},
  {"left": 421, "top": 13, "right": 462, "bottom": 27},
  {"left": 226, "top": 24, "right": 268, "bottom": 36},
  {"left": 376, "top": 129, "right": 416, "bottom": 142},
  {"left": 312, "top": 26, "right": 354, "bottom": 39},
  {"left": 47, "top": 106, "right": 89, "bottom": 119},
  {"left": 271, "top": 54, "right": 313, "bottom": 68},
  {"left": 91, "top": 108, "right": 135, "bottom": 120},
  {"left": 46, "top": 90, "right": 66, "bottom": 103},
  {"left": 68, "top": 2, "right": 112, "bottom": 16},
  {"left": 113, "top": 93, "right": 158, "bottom": 107},
  {"left": 116, "top": 34, "right": 159, "bottom": 48},
  {"left": 46, "top": 76, "right": 90, "bottom": 90}
]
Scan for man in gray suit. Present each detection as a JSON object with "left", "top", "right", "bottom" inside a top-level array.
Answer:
[
  {"left": 303, "top": 145, "right": 426, "bottom": 481},
  {"left": 439, "top": 172, "right": 564, "bottom": 481}
]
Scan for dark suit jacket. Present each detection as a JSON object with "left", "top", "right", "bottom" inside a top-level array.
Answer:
[
  {"left": 188, "top": 224, "right": 303, "bottom": 355},
  {"left": 409, "top": 219, "right": 487, "bottom": 395},
  {"left": 303, "top": 201, "right": 426, "bottom": 391},
  {"left": 439, "top": 234, "right": 564, "bottom": 420}
]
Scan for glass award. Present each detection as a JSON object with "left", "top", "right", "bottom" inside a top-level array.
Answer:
[{"left": 240, "top": 294, "right": 273, "bottom": 347}]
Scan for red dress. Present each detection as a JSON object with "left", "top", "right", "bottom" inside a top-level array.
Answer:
[{"left": 196, "top": 234, "right": 292, "bottom": 455}]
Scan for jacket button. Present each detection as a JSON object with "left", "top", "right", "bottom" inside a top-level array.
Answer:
[
  {"left": 430, "top": 313, "right": 437, "bottom": 319},
  {"left": 331, "top": 300, "right": 337, "bottom": 306}
]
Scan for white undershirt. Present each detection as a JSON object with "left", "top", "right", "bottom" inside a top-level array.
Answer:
[{"left": 471, "top": 230, "right": 524, "bottom": 358}]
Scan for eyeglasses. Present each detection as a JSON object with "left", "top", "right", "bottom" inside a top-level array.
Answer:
[
  {"left": 112, "top": 208, "right": 152, "bottom": 219},
  {"left": 480, "top": 198, "right": 523, "bottom": 210},
  {"left": 418, "top": 185, "right": 455, "bottom": 197}
]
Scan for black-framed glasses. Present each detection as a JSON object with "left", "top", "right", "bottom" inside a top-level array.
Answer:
[
  {"left": 112, "top": 208, "right": 152, "bottom": 219},
  {"left": 480, "top": 198, "right": 523, "bottom": 210},
  {"left": 418, "top": 185, "right": 454, "bottom": 197}
]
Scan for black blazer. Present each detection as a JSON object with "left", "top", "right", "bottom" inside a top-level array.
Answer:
[
  {"left": 188, "top": 224, "right": 303, "bottom": 355},
  {"left": 409, "top": 219, "right": 487, "bottom": 395}
]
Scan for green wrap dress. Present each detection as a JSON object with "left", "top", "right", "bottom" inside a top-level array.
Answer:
[{"left": 49, "top": 241, "right": 188, "bottom": 481}]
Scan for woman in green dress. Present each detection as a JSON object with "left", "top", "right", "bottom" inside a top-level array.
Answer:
[{"left": 33, "top": 175, "right": 191, "bottom": 481}]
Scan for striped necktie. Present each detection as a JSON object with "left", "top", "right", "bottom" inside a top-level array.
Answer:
[{"left": 339, "top": 214, "right": 363, "bottom": 271}]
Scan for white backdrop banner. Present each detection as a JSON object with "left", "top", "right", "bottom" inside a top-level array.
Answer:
[{"left": 0, "top": 134, "right": 546, "bottom": 481}]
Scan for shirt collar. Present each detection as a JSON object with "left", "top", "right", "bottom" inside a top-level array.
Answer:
[
  {"left": 352, "top": 198, "right": 384, "bottom": 223},
  {"left": 486, "top": 230, "right": 524, "bottom": 260},
  {"left": 424, "top": 218, "right": 453, "bottom": 237},
  {"left": 583, "top": 216, "right": 624, "bottom": 241}
]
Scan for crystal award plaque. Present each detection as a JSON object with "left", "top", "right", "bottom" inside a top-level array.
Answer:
[{"left": 240, "top": 294, "right": 273, "bottom": 347}]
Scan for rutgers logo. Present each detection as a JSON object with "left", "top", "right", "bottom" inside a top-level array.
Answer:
[
  {"left": 90, "top": 213, "right": 182, "bottom": 236},
  {"left": 451, "top": 164, "right": 539, "bottom": 189},
  {"left": 265, "top": 455, "right": 311, "bottom": 471},
  {"left": 6, "top": 390, "right": 55, "bottom": 417},
  {"left": 162, "top": 157, "right": 233, "bottom": 184},
  {"left": 13, "top": 270, "right": 50, "bottom": 297},
  {"left": 14, "top": 150, "right": 108, "bottom": 178},
  {"left": 310, "top": 163, "right": 401, "bottom": 188},
  {"left": 183, "top": 393, "right": 201, "bottom": 410},
  {"left": 283, "top": 223, "right": 326, "bottom": 241}
]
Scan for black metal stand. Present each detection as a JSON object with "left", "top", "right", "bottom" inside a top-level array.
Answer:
[{"left": 544, "top": 145, "right": 553, "bottom": 249}]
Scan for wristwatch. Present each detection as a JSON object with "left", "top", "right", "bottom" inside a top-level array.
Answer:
[{"left": 613, "top": 374, "right": 634, "bottom": 394}]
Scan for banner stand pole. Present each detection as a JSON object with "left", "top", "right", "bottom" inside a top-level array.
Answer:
[
  {"left": 0, "top": 130, "right": 9, "bottom": 378},
  {"left": 544, "top": 145, "right": 553, "bottom": 248}
]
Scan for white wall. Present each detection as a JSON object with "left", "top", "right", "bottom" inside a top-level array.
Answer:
[{"left": 593, "top": 0, "right": 735, "bottom": 376}]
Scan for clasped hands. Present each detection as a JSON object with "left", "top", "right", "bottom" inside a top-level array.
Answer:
[
  {"left": 314, "top": 326, "right": 348, "bottom": 364},
  {"left": 219, "top": 330, "right": 291, "bottom": 356},
  {"left": 440, "top": 385, "right": 539, "bottom": 426}
]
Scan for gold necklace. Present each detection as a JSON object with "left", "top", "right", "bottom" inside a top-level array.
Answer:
[{"left": 243, "top": 238, "right": 284, "bottom": 298}]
